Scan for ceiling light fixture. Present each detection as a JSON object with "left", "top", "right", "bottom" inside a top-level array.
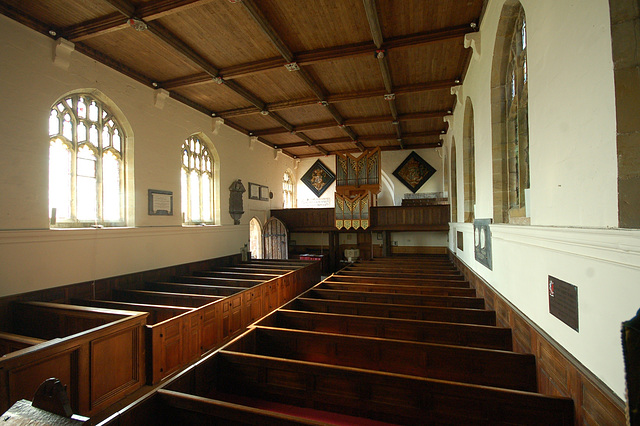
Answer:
[{"left": 128, "top": 18, "right": 148, "bottom": 32}]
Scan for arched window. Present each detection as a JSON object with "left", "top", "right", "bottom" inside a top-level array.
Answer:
[
  {"left": 249, "top": 217, "right": 263, "bottom": 259},
  {"left": 450, "top": 138, "right": 458, "bottom": 222},
  {"left": 49, "top": 94, "right": 125, "bottom": 227},
  {"left": 283, "top": 169, "right": 295, "bottom": 208},
  {"left": 491, "top": 1, "right": 530, "bottom": 224},
  {"left": 181, "top": 135, "right": 214, "bottom": 224},
  {"left": 463, "top": 99, "right": 476, "bottom": 223}
]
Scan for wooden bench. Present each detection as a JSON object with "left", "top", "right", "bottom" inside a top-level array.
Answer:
[
  {"left": 161, "top": 350, "right": 574, "bottom": 425},
  {"left": 328, "top": 274, "right": 470, "bottom": 287},
  {"left": 194, "top": 271, "right": 280, "bottom": 280},
  {"left": 0, "top": 332, "right": 45, "bottom": 356},
  {"left": 345, "top": 263, "right": 459, "bottom": 273},
  {"left": 0, "top": 302, "right": 147, "bottom": 416},
  {"left": 213, "top": 266, "right": 295, "bottom": 275},
  {"left": 304, "top": 288, "right": 485, "bottom": 309},
  {"left": 145, "top": 281, "right": 244, "bottom": 297},
  {"left": 336, "top": 269, "right": 465, "bottom": 281},
  {"left": 255, "top": 309, "right": 513, "bottom": 350},
  {"left": 317, "top": 280, "right": 477, "bottom": 297},
  {"left": 71, "top": 299, "right": 193, "bottom": 325},
  {"left": 225, "top": 326, "right": 537, "bottom": 391},
  {"left": 172, "top": 275, "right": 263, "bottom": 288},
  {"left": 111, "top": 289, "right": 223, "bottom": 308},
  {"left": 285, "top": 297, "right": 497, "bottom": 325}
]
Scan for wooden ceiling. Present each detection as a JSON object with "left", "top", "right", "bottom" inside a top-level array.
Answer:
[{"left": 1, "top": 0, "right": 486, "bottom": 159}]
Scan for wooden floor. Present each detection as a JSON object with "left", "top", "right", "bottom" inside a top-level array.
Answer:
[{"left": 99, "top": 255, "right": 575, "bottom": 425}]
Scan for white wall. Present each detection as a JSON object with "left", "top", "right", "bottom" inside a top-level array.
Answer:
[
  {"left": 444, "top": 0, "right": 640, "bottom": 399},
  {"left": 0, "top": 15, "right": 295, "bottom": 297},
  {"left": 295, "top": 148, "right": 445, "bottom": 208}
]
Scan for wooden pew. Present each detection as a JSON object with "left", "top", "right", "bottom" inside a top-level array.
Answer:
[
  {"left": 317, "top": 280, "right": 477, "bottom": 297},
  {"left": 225, "top": 326, "right": 537, "bottom": 391},
  {"left": 304, "top": 288, "right": 485, "bottom": 309},
  {"left": 328, "top": 274, "right": 470, "bottom": 287},
  {"left": 111, "top": 289, "right": 222, "bottom": 308},
  {"left": 285, "top": 297, "right": 497, "bottom": 325},
  {"left": 71, "top": 299, "right": 193, "bottom": 324},
  {"left": 145, "top": 281, "right": 244, "bottom": 297},
  {"left": 104, "top": 388, "right": 337, "bottom": 425},
  {"left": 170, "top": 350, "right": 574, "bottom": 425},
  {"left": 171, "top": 275, "right": 263, "bottom": 288},
  {"left": 336, "top": 269, "right": 465, "bottom": 281},
  {"left": 1, "top": 302, "right": 147, "bottom": 416},
  {"left": 345, "top": 263, "right": 459, "bottom": 273},
  {"left": 0, "top": 332, "right": 45, "bottom": 356},
  {"left": 194, "top": 271, "right": 280, "bottom": 280},
  {"left": 213, "top": 266, "right": 294, "bottom": 275},
  {"left": 255, "top": 309, "right": 513, "bottom": 351}
]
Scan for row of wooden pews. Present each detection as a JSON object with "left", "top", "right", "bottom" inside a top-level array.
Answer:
[
  {"left": 101, "top": 255, "right": 575, "bottom": 425},
  {"left": 0, "top": 257, "right": 320, "bottom": 418},
  {"left": 70, "top": 259, "right": 320, "bottom": 384}
]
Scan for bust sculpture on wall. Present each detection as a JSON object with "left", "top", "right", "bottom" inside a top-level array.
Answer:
[{"left": 229, "top": 179, "right": 246, "bottom": 225}]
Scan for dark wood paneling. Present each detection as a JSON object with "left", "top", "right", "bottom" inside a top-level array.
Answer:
[
  {"left": 450, "top": 251, "right": 626, "bottom": 425},
  {"left": 271, "top": 205, "right": 451, "bottom": 232}
]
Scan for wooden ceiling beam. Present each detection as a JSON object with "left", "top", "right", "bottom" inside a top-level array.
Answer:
[
  {"left": 254, "top": 110, "right": 448, "bottom": 136},
  {"left": 62, "top": 0, "right": 215, "bottom": 41},
  {"left": 102, "top": 0, "right": 135, "bottom": 18},
  {"left": 217, "top": 80, "right": 456, "bottom": 118},
  {"left": 238, "top": 0, "right": 294, "bottom": 63},
  {"left": 232, "top": 0, "right": 360, "bottom": 149},
  {"left": 158, "top": 25, "right": 473, "bottom": 88},
  {"left": 294, "top": 141, "right": 443, "bottom": 158},
  {"left": 273, "top": 130, "right": 444, "bottom": 149}
]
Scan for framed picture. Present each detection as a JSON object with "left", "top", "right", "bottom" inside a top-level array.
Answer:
[
  {"left": 392, "top": 151, "right": 436, "bottom": 193},
  {"left": 301, "top": 159, "right": 336, "bottom": 197},
  {"left": 249, "top": 182, "right": 269, "bottom": 201},
  {"left": 148, "top": 189, "right": 173, "bottom": 215}
]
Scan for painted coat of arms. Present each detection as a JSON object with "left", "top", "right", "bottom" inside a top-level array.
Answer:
[{"left": 301, "top": 160, "right": 335, "bottom": 197}]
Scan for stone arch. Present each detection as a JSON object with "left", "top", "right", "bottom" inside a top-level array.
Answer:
[
  {"left": 450, "top": 137, "right": 458, "bottom": 222},
  {"left": 490, "top": 0, "right": 530, "bottom": 224},
  {"left": 463, "top": 98, "right": 476, "bottom": 223}
]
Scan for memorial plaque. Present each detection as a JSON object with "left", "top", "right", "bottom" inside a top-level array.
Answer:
[
  {"left": 548, "top": 276, "right": 579, "bottom": 332},
  {"left": 457, "top": 231, "right": 464, "bottom": 251}
]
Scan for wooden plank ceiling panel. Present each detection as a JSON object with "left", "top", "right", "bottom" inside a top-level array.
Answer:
[
  {"left": 81, "top": 30, "right": 202, "bottom": 82},
  {"left": 402, "top": 118, "right": 448, "bottom": 134},
  {"left": 298, "top": 127, "right": 347, "bottom": 141},
  {"left": 274, "top": 105, "right": 335, "bottom": 127},
  {"left": 0, "top": 0, "right": 486, "bottom": 158},
  {"left": 389, "top": 40, "right": 467, "bottom": 87},
  {"left": 234, "top": 69, "right": 317, "bottom": 104},
  {"left": 155, "top": 2, "right": 281, "bottom": 69},
  {"left": 332, "top": 97, "right": 390, "bottom": 120},
  {"left": 350, "top": 122, "right": 396, "bottom": 137},
  {"left": 257, "top": 0, "right": 371, "bottom": 52},
  {"left": 378, "top": 0, "right": 483, "bottom": 37},
  {"left": 261, "top": 133, "right": 303, "bottom": 145},
  {"left": 225, "top": 113, "right": 281, "bottom": 132},
  {"left": 306, "top": 57, "right": 382, "bottom": 95},
  {"left": 396, "top": 90, "right": 455, "bottom": 115},
  {"left": 6, "top": 0, "right": 115, "bottom": 28},
  {"left": 172, "top": 84, "right": 254, "bottom": 112}
]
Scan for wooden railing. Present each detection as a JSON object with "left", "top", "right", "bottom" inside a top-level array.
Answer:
[{"left": 270, "top": 205, "right": 450, "bottom": 232}]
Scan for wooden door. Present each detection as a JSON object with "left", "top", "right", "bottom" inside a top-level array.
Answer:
[{"left": 263, "top": 217, "right": 288, "bottom": 259}]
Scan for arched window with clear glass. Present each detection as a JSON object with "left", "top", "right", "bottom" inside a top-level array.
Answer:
[
  {"left": 283, "top": 169, "right": 295, "bottom": 209},
  {"left": 181, "top": 135, "right": 214, "bottom": 224},
  {"left": 48, "top": 94, "right": 125, "bottom": 227}
]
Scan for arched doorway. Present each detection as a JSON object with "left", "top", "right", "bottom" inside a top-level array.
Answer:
[
  {"left": 263, "top": 217, "right": 288, "bottom": 259},
  {"left": 249, "top": 217, "right": 263, "bottom": 259}
]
